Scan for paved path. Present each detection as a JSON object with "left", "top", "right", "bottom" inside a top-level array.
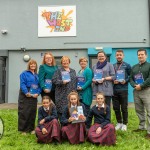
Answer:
[{"left": 0, "top": 102, "right": 135, "bottom": 109}]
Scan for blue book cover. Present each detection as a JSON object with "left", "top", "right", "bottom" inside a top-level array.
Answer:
[
  {"left": 30, "top": 84, "right": 38, "bottom": 95},
  {"left": 61, "top": 71, "right": 71, "bottom": 81},
  {"left": 77, "top": 77, "right": 85, "bottom": 88},
  {"left": 93, "top": 69, "right": 103, "bottom": 80},
  {"left": 116, "top": 70, "right": 125, "bottom": 82},
  {"left": 134, "top": 73, "right": 144, "bottom": 84},
  {"left": 44, "top": 79, "right": 52, "bottom": 90}
]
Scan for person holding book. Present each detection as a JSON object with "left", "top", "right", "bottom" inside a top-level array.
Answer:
[
  {"left": 52, "top": 56, "right": 76, "bottom": 119},
  {"left": 38, "top": 52, "right": 58, "bottom": 103},
  {"left": 35, "top": 96, "right": 61, "bottom": 144},
  {"left": 60, "top": 91, "right": 86, "bottom": 144},
  {"left": 130, "top": 48, "right": 150, "bottom": 139},
  {"left": 92, "top": 51, "right": 115, "bottom": 107},
  {"left": 77, "top": 57, "right": 92, "bottom": 117},
  {"left": 86, "top": 92, "right": 116, "bottom": 146},
  {"left": 18, "top": 59, "right": 41, "bottom": 135},
  {"left": 112, "top": 49, "right": 131, "bottom": 131}
]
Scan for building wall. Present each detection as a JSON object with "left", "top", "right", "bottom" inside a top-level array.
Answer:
[{"left": 0, "top": 0, "right": 149, "bottom": 103}]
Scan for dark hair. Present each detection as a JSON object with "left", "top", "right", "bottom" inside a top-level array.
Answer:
[
  {"left": 96, "top": 92, "right": 107, "bottom": 114},
  {"left": 116, "top": 49, "right": 124, "bottom": 54},
  {"left": 137, "top": 48, "right": 147, "bottom": 55},
  {"left": 42, "top": 96, "right": 55, "bottom": 115},
  {"left": 97, "top": 50, "right": 107, "bottom": 58}
]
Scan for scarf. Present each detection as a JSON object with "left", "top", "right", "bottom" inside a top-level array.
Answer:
[{"left": 96, "top": 59, "right": 107, "bottom": 69}]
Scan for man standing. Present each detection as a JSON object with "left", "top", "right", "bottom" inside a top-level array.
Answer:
[
  {"left": 112, "top": 49, "right": 131, "bottom": 131},
  {"left": 130, "top": 48, "right": 150, "bottom": 139}
]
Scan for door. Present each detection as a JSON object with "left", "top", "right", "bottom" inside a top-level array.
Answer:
[{"left": 0, "top": 57, "right": 6, "bottom": 103}]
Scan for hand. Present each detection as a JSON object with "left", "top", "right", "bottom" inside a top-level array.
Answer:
[
  {"left": 92, "top": 79, "right": 97, "bottom": 83},
  {"left": 40, "top": 119, "right": 45, "bottom": 125},
  {"left": 68, "top": 117, "right": 76, "bottom": 122},
  {"left": 77, "top": 86, "right": 82, "bottom": 90},
  {"left": 135, "top": 84, "right": 141, "bottom": 91},
  {"left": 42, "top": 128, "right": 48, "bottom": 134},
  {"left": 120, "top": 80, "right": 126, "bottom": 85},
  {"left": 32, "top": 94, "right": 38, "bottom": 98},
  {"left": 96, "top": 127, "right": 102, "bottom": 134},
  {"left": 63, "top": 80, "right": 69, "bottom": 84},
  {"left": 44, "top": 89, "right": 50, "bottom": 93},
  {"left": 114, "top": 80, "right": 119, "bottom": 84},
  {"left": 26, "top": 93, "right": 31, "bottom": 97},
  {"left": 97, "top": 78, "right": 105, "bottom": 84}
]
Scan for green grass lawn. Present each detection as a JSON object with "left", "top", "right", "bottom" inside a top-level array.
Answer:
[{"left": 0, "top": 108, "right": 150, "bottom": 150}]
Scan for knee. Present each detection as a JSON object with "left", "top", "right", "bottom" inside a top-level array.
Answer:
[{"left": 52, "top": 119, "right": 58, "bottom": 124}]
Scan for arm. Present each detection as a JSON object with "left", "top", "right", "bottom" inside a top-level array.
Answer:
[
  {"left": 38, "top": 65, "right": 46, "bottom": 90},
  {"left": 37, "top": 108, "right": 45, "bottom": 130},
  {"left": 44, "top": 106, "right": 58, "bottom": 122},
  {"left": 100, "top": 106, "right": 110, "bottom": 128},
  {"left": 82, "top": 68, "right": 92, "bottom": 90},
  {"left": 86, "top": 108, "right": 93, "bottom": 129},
  {"left": 52, "top": 69, "right": 63, "bottom": 86},
  {"left": 20, "top": 72, "right": 28, "bottom": 95},
  {"left": 60, "top": 106, "right": 70, "bottom": 126},
  {"left": 106, "top": 63, "right": 115, "bottom": 81},
  {"left": 129, "top": 67, "right": 136, "bottom": 88},
  {"left": 125, "top": 64, "right": 131, "bottom": 83}
]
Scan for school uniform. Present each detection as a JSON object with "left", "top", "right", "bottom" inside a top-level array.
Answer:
[
  {"left": 60, "top": 103, "right": 86, "bottom": 144},
  {"left": 86, "top": 104, "right": 116, "bottom": 146},
  {"left": 35, "top": 105, "right": 61, "bottom": 143}
]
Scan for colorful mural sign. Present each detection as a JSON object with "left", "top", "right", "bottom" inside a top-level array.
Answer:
[{"left": 38, "top": 6, "right": 76, "bottom": 37}]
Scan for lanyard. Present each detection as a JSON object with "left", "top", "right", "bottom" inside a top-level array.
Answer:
[{"left": 116, "top": 62, "right": 124, "bottom": 71}]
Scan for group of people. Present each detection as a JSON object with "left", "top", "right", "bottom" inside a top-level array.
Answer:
[{"left": 18, "top": 48, "right": 150, "bottom": 146}]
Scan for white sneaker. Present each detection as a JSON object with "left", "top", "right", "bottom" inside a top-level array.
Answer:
[
  {"left": 121, "top": 124, "right": 127, "bottom": 131},
  {"left": 115, "top": 123, "right": 123, "bottom": 130}
]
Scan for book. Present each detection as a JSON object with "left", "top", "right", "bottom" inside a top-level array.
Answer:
[
  {"left": 134, "top": 73, "right": 144, "bottom": 84},
  {"left": 77, "top": 76, "right": 85, "bottom": 88},
  {"left": 93, "top": 69, "right": 103, "bottom": 81},
  {"left": 44, "top": 79, "right": 52, "bottom": 90},
  {"left": 69, "top": 106, "right": 85, "bottom": 124},
  {"left": 29, "top": 84, "right": 38, "bottom": 95},
  {"left": 61, "top": 71, "right": 71, "bottom": 82},
  {"left": 116, "top": 70, "right": 125, "bottom": 82}
]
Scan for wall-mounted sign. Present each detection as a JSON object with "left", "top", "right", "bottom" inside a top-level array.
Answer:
[{"left": 38, "top": 6, "right": 76, "bottom": 37}]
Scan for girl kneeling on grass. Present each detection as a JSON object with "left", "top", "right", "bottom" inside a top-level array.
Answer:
[
  {"left": 35, "top": 96, "right": 61, "bottom": 143},
  {"left": 61, "top": 91, "right": 86, "bottom": 144},
  {"left": 86, "top": 92, "right": 116, "bottom": 146}
]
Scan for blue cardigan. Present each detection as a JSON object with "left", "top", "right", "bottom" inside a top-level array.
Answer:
[{"left": 78, "top": 67, "right": 93, "bottom": 106}]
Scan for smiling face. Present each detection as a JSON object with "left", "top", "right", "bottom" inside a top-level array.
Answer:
[
  {"left": 45, "top": 54, "right": 53, "bottom": 66},
  {"left": 138, "top": 51, "right": 147, "bottom": 64},
  {"left": 29, "top": 63, "right": 36, "bottom": 71},
  {"left": 42, "top": 98, "right": 50, "bottom": 109},
  {"left": 79, "top": 58, "right": 87, "bottom": 69},
  {"left": 116, "top": 52, "right": 124, "bottom": 62},
  {"left": 97, "top": 52, "right": 106, "bottom": 63},
  {"left": 96, "top": 94, "right": 105, "bottom": 106},
  {"left": 70, "top": 95, "right": 78, "bottom": 106},
  {"left": 61, "top": 58, "right": 70, "bottom": 68}
]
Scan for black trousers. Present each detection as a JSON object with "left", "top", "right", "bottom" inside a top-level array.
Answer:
[
  {"left": 18, "top": 90, "right": 37, "bottom": 132},
  {"left": 80, "top": 99, "right": 90, "bottom": 117},
  {"left": 112, "top": 90, "right": 128, "bottom": 125},
  {"left": 41, "top": 90, "right": 55, "bottom": 104}
]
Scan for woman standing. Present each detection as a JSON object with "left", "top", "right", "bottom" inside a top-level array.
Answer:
[
  {"left": 18, "top": 59, "right": 41, "bottom": 134},
  {"left": 92, "top": 51, "right": 115, "bottom": 107},
  {"left": 52, "top": 56, "right": 76, "bottom": 119},
  {"left": 77, "top": 57, "right": 92, "bottom": 116},
  {"left": 38, "top": 52, "right": 58, "bottom": 103}
]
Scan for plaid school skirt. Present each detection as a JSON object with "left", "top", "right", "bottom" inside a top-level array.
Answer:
[
  {"left": 35, "top": 119, "right": 61, "bottom": 143},
  {"left": 61, "top": 122, "right": 86, "bottom": 144},
  {"left": 87, "top": 123, "right": 116, "bottom": 146}
]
